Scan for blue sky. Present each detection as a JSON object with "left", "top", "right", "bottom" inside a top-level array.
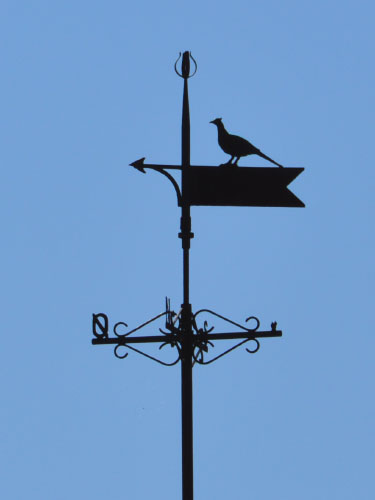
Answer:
[{"left": 1, "top": 1, "right": 374, "bottom": 499}]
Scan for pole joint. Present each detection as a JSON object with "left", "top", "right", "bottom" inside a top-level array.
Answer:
[{"left": 179, "top": 215, "right": 194, "bottom": 244}]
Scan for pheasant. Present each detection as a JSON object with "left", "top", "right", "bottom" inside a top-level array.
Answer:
[{"left": 210, "top": 118, "right": 283, "bottom": 167}]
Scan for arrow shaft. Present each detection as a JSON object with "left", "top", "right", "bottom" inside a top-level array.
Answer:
[{"left": 141, "top": 163, "right": 182, "bottom": 170}]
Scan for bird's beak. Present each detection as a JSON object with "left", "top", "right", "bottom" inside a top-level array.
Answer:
[{"left": 209, "top": 120, "right": 215, "bottom": 124}]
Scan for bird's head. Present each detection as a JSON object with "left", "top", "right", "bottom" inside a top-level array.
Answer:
[{"left": 210, "top": 118, "right": 222, "bottom": 127}]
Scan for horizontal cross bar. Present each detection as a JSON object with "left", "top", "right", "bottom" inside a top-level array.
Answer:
[
  {"left": 92, "top": 335, "right": 174, "bottom": 345},
  {"left": 91, "top": 329, "right": 282, "bottom": 346},
  {"left": 199, "top": 330, "right": 282, "bottom": 340}
]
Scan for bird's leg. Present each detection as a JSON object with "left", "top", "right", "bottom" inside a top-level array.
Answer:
[
  {"left": 233, "top": 157, "right": 240, "bottom": 166},
  {"left": 220, "top": 156, "right": 235, "bottom": 167}
]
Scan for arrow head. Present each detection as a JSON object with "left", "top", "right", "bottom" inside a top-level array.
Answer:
[{"left": 130, "top": 157, "right": 146, "bottom": 173}]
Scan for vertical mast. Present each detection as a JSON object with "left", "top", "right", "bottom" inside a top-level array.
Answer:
[
  {"left": 180, "top": 50, "right": 194, "bottom": 500},
  {"left": 181, "top": 51, "right": 191, "bottom": 306}
]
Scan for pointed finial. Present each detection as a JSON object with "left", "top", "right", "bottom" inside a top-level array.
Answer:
[{"left": 174, "top": 51, "right": 197, "bottom": 79}]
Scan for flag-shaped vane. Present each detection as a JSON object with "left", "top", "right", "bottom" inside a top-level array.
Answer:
[
  {"left": 130, "top": 158, "right": 304, "bottom": 208},
  {"left": 186, "top": 165, "right": 304, "bottom": 207}
]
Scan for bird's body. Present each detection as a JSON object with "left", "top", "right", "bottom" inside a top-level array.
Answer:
[{"left": 210, "top": 118, "right": 283, "bottom": 168}]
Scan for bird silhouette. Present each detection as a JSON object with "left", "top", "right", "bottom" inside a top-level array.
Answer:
[{"left": 210, "top": 118, "right": 284, "bottom": 168}]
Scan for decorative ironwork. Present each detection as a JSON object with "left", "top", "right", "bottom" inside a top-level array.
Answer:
[
  {"left": 93, "top": 303, "right": 280, "bottom": 369},
  {"left": 92, "top": 300, "right": 182, "bottom": 365},
  {"left": 190, "top": 309, "right": 277, "bottom": 365},
  {"left": 92, "top": 313, "right": 109, "bottom": 339},
  {"left": 193, "top": 308, "right": 260, "bottom": 332},
  {"left": 114, "top": 343, "right": 181, "bottom": 366}
]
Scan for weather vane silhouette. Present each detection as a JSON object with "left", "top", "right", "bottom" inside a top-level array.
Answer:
[{"left": 91, "top": 51, "right": 304, "bottom": 500}]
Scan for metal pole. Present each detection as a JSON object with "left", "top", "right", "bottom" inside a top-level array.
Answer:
[{"left": 180, "top": 51, "right": 194, "bottom": 500}]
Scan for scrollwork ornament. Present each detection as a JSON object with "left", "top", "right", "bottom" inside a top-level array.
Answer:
[
  {"left": 92, "top": 313, "right": 109, "bottom": 339},
  {"left": 114, "top": 342, "right": 181, "bottom": 366},
  {"left": 114, "top": 321, "right": 130, "bottom": 337},
  {"left": 114, "top": 344, "right": 129, "bottom": 359},
  {"left": 245, "top": 316, "right": 260, "bottom": 332},
  {"left": 245, "top": 338, "right": 260, "bottom": 354}
]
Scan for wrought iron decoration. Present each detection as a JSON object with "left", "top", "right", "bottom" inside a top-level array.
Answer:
[
  {"left": 92, "top": 302, "right": 282, "bottom": 366},
  {"left": 91, "top": 51, "right": 304, "bottom": 500}
]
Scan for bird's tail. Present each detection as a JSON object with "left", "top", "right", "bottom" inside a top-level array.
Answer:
[{"left": 257, "top": 151, "right": 284, "bottom": 168}]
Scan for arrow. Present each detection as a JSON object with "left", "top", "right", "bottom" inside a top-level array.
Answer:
[
  {"left": 130, "top": 158, "right": 183, "bottom": 205},
  {"left": 130, "top": 158, "right": 182, "bottom": 172}
]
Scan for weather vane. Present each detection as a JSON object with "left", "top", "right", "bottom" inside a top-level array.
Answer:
[{"left": 91, "top": 51, "right": 304, "bottom": 500}]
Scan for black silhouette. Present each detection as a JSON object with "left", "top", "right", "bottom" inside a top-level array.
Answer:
[
  {"left": 95, "top": 51, "right": 304, "bottom": 500},
  {"left": 210, "top": 118, "right": 284, "bottom": 168}
]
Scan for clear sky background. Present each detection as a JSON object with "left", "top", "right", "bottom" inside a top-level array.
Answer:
[{"left": 1, "top": 1, "right": 374, "bottom": 499}]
